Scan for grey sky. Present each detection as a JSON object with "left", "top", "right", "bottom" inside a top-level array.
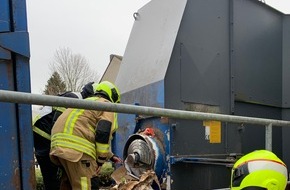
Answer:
[
  {"left": 26, "top": 0, "right": 290, "bottom": 94},
  {"left": 26, "top": 0, "right": 150, "bottom": 94}
]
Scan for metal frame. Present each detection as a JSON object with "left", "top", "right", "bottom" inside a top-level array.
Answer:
[{"left": 0, "top": 0, "right": 32, "bottom": 189}]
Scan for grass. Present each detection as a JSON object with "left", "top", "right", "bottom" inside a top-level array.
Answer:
[{"left": 35, "top": 168, "right": 44, "bottom": 190}]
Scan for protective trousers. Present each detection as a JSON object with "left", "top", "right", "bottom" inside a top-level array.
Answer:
[{"left": 57, "top": 154, "right": 97, "bottom": 190}]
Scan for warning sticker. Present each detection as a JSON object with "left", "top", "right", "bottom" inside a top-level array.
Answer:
[{"left": 203, "top": 121, "right": 221, "bottom": 143}]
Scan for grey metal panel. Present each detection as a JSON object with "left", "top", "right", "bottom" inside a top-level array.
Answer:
[
  {"left": 100, "top": 55, "right": 122, "bottom": 83},
  {"left": 164, "top": 42, "right": 183, "bottom": 110},
  {"left": 115, "top": 0, "right": 187, "bottom": 93},
  {"left": 171, "top": 164, "right": 230, "bottom": 190},
  {"left": 114, "top": 0, "right": 289, "bottom": 189},
  {"left": 234, "top": 0, "right": 283, "bottom": 107},
  {"left": 179, "top": 0, "right": 230, "bottom": 109},
  {"left": 234, "top": 102, "right": 282, "bottom": 157},
  {"left": 282, "top": 15, "right": 290, "bottom": 168},
  {"left": 170, "top": 119, "right": 241, "bottom": 155},
  {"left": 282, "top": 109, "right": 290, "bottom": 167},
  {"left": 282, "top": 16, "right": 290, "bottom": 108},
  {"left": 164, "top": 1, "right": 235, "bottom": 189},
  {"left": 165, "top": 0, "right": 233, "bottom": 154}
]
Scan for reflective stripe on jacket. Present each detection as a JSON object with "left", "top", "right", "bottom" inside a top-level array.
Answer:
[
  {"left": 51, "top": 133, "right": 96, "bottom": 159},
  {"left": 33, "top": 125, "right": 51, "bottom": 140},
  {"left": 33, "top": 105, "right": 66, "bottom": 140},
  {"left": 50, "top": 97, "right": 117, "bottom": 162}
]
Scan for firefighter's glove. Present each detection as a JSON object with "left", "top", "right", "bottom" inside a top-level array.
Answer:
[
  {"left": 96, "top": 156, "right": 106, "bottom": 167},
  {"left": 110, "top": 155, "right": 123, "bottom": 164},
  {"left": 81, "top": 82, "right": 94, "bottom": 98}
]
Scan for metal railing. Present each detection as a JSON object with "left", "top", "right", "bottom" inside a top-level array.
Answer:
[{"left": 1, "top": 89, "right": 290, "bottom": 151}]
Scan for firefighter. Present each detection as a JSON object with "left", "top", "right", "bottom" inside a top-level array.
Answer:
[
  {"left": 50, "top": 81, "right": 122, "bottom": 190},
  {"left": 231, "top": 150, "right": 288, "bottom": 190},
  {"left": 33, "top": 82, "right": 98, "bottom": 190}
]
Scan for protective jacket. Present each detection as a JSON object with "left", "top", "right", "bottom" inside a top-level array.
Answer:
[
  {"left": 50, "top": 97, "right": 118, "bottom": 164},
  {"left": 33, "top": 92, "right": 82, "bottom": 156}
]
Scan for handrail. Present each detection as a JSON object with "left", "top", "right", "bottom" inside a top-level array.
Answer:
[
  {"left": 0, "top": 90, "right": 289, "bottom": 126},
  {"left": 1, "top": 89, "right": 290, "bottom": 151}
]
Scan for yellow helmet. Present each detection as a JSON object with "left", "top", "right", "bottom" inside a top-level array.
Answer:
[
  {"left": 231, "top": 150, "right": 288, "bottom": 190},
  {"left": 94, "top": 81, "right": 120, "bottom": 103},
  {"left": 92, "top": 82, "right": 99, "bottom": 94}
]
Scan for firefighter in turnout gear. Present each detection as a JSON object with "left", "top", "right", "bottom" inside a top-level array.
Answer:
[
  {"left": 33, "top": 82, "right": 98, "bottom": 190},
  {"left": 231, "top": 150, "right": 288, "bottom": 190},
  {"left": 50, "top": 81, "right": 121, "bottom": 190}
]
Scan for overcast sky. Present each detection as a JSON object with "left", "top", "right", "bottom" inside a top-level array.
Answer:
[
  {"left": 26, "top": 0, "right": 290, "bottom": 94},
  {"left": 26, "top": 0, "right": 151, "bottom": 94}
]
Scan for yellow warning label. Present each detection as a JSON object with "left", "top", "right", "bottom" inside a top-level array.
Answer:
[{"left": 203, "top": 121, "right": 221, "bottom": 143}]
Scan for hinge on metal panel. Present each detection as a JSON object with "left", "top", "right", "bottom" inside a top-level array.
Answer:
[{"left": 0, "top": 31, "right": 30, "bottom": 58}]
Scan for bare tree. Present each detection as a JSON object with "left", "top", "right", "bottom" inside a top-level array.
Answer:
[{"left": 50, "top": 47, "right": 99, "bottom": 91}]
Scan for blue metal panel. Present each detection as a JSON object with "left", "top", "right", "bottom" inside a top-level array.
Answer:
[
  {"left": 0, "top": 60, "right": 21, "bottom": 190},
  {"left": 0, "top": 0, "right": 10, "bottom": 32},
  {"left": 0, "top": 32, "right": 30, "bottom": 57},
  {"left": 0, "top": 0, "right": 33, "bottom": 189},
  {"left": 0, "top": 1, "right": 19, "bottom": 189},
  {"left": 11, "top": 0, "right": 34, "bottom": 189},
  {"left": 113, "top": 81, "right": 165, "bottom": 159},
  {"left": 15, "top": 56, "right": 34, "bottom": 190},
  {"left": 113, "top": 113, "right": 136, "bottom": 159}
]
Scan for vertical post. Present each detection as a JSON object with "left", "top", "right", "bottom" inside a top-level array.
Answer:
[
  {"left": 229, "top": 0, "right": 235, "bottom": 114},
  {"left": 265, "top": 123, "right": 272, "bottom": 151},
  {"left": 11, "top": 0, "right": 34, "bottom": 189}
]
